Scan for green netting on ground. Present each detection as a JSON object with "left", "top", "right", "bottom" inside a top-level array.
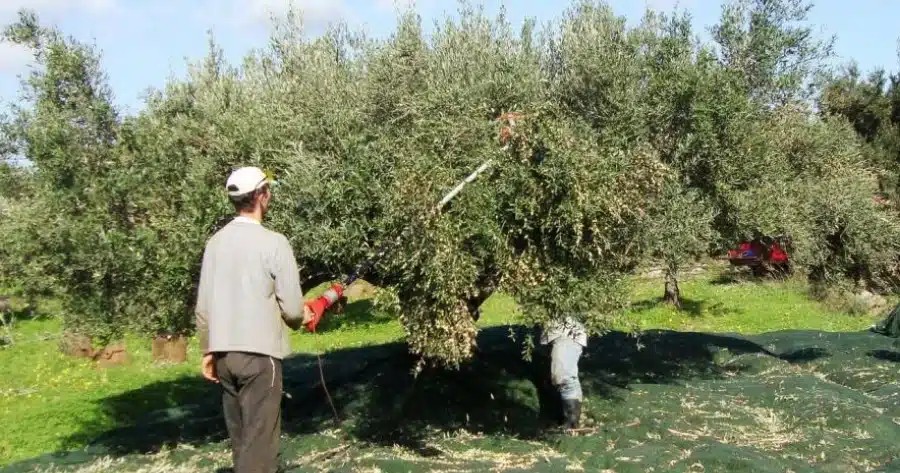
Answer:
[{"left": 5, "top": 327, "right": 900, "bottom": 473}]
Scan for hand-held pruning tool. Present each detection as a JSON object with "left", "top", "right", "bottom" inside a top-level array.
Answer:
[
  {"left": 304, "top": 283, "right": 344, "bottom": 332},
  {"left": 302, "top": 159, "right": 496, "bottom": 332}
]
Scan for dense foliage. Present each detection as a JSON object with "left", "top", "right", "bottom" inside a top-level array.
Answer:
[
  {"left": 1, "top": 12, "right": 144, "bottom": 343},
  {"left": 1, "top": 1, "right": 898, "bottom": 366},
  {"left": 819, "top": 62, "right": 900, "bottom": 197}
]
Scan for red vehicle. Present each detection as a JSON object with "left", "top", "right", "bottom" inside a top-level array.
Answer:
[{"left": 728, "top": 236, "right": 791, "bottom": 275}]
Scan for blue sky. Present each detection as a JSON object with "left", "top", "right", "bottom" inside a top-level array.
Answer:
[{"left": 1, "top": 0, "right": 898, "bottom": 115}]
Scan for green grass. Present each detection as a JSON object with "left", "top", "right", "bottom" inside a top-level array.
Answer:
[
  {"left": 625, "top": 273, "right": 882, "bottom": 333},
  {"left": 0, "top": 269, "right": 884, "bottom": 465}
]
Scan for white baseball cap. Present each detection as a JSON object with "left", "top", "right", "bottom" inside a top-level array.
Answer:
[{"left": 225, "top": 166, "right": 272, "bottom": 197}]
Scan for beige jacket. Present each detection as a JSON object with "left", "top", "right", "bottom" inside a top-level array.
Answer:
[{"left": 195, "top": 217, "right": 309, "bottom": 359}]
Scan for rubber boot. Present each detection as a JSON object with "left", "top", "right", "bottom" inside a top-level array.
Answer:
[{"left": 561, "top": 399, "right": 581, "bottom": 430}]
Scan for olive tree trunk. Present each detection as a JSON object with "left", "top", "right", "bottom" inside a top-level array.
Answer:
[{"left": 663, "top": 266, "right": 681, "bottom": 309}]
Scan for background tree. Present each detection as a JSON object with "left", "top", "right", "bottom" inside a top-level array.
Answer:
[
  {"left": 641, "top": 182, "right": 717, "bottom": 308},
  {"left": 819, "top": 61, "right": 900, "bottom": 197},
  {"left": 712, "top": 0, "right": 833, "bottom": 106},
  {"left": 1, "top": 11, "right": 139, "bottom": 346}
]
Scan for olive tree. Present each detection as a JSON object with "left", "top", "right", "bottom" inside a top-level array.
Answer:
[
  {"left": 712, "top": 0, "right": 833, "bottom": 106},
  {"left": 4, "top": 1, "right": 900, "bottom": 368},
  {"left": 641, "top": 183, "right": 716, "bottom": 308},
  {"left": 1, "top": 11, "right": 141, "bottom": 346}
]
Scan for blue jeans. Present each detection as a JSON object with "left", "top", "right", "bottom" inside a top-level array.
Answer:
[{"left": 550, "top": 336, "right": 583, "bottom": 401}]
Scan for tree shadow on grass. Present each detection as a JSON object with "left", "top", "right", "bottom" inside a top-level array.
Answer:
[
  {"left": 1, "top": 296, "right": 53, "bottom": 322},
  {"left": 2, "top": 302, "right": 52, "bottom": 346},
  {"left": 6, "top": 326, "right": 829, "bottom": 471},
  {"left": 313, "top": 299, "right": 393, "bottom": 332},
  {"left": 630, "top": 297, "right": 737, "bottom": 318},
  {"left": 710, "top": 270, "right": 755, "bottom": 285},
  {"left": 710, "top": 268, "right": 790, "bottom": 286}
]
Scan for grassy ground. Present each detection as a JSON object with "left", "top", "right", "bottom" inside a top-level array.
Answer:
[
  {"left": 0, "top": 267, "right": 885, "bottom": 468},
  {"left": 625, "top": 271, "right": 882, "bottom": 333}
]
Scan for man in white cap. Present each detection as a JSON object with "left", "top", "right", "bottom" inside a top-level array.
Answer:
[{"left": 195, "top": 166, "right": 318, "bottom": 473}]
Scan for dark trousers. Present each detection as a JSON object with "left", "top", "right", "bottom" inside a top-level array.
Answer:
[{"left": 216, "top": 352, "right": 283, "bottom": 473}]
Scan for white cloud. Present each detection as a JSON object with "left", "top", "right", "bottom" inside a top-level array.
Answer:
[
  {"left": 376, "top": 0, "right": 417, "bottom": 10},
  {"left": 645, "top": 0, "right": 697, "bottom": 12},
  {"left": 214, "top": 0, "right": 352, "bottom": 30},
  {"left": 0, "top": 41, "right": 32, "bottom": 74},
  {"left": 0, "top": 0, "right": 116, "bottom": 18},
  {"left": 261, "top": 0, "right": 347, "bottom": 24},
  {"left": 376, "top": 0, "right": 439, "bottom": 14}
]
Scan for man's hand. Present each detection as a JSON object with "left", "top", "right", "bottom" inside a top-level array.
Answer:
[
  {"left": 201, "top": 353, "right": 218, "bottom": 383},
  {"left": 304, "top": 303, "right": 322, "bottom": 332},
  {"left": 304, "top": 304, "right": 316, "bottom": 322}
]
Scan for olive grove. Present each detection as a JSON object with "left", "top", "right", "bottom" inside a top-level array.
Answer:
[{"left": 1, "top": 0, "right": 898, "bottom": 366}]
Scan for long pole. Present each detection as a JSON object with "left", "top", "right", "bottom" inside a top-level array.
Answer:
[
  {"left": 342, "top": 158, "right": 495, "bottom": 286},
  {"left": 437, "top": 159, "right": 494, "bottom": 209}
]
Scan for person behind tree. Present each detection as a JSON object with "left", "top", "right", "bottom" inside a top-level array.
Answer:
[{"left": 538, "top": 316, "right": 587, "bottom": 430}]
